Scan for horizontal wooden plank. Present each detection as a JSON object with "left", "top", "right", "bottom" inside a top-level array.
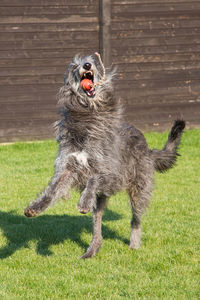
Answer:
[
  {"left": 125, "top": 101, "right": 200, "bottom": 113},
  {"left": 0, "top": 134, "right": 53, "bottom": 142},
  {"left": 0, "top": 15, "right": 98, "bottom": 24},
  {"left": 0, "top": 0, "right": 193, "bottom": 7},
  {"left": 114, "top": 78, "right": 200, "bottom": 90},
  {"left": 0, "top": 110, "right": 57, "bottom": 123},
  {"left": 0, "top": 0, "right": 96, "bottom": 6},
  {"left": 0, "top": 49, "right": 97, "bottom": 59},
  {"left": 112, "top": 43, "right": 200, "bottom": 56},
  {"left": 112, "top": 12, "right": 200, "bottom": 21},
  {"left": 0, "top": 58, "right": 69, "bottom": 67},
  {"left": 0, "top": 92, "right": 58, "bottom": 103},
  {"left": 0, "top": 75, "right": 63, "bottom": 85},
  {"left": 113, "top": 0, "right": 200, "bottom": 3},
  {"left": 0, "top": 31, "right": 98, "bottom": 42},
  {"left": 0, "top": 23, "right": 99, "bottom": 33},
  {"left": 0, "top": 39, "right": 97, "bottom": 50},
  {"left": 0, "top": 119, "right": 56, "bottom": 131},
  {"left": 0, "top": 6, "right": 97, "bottom": 16},
  {"left": 112, "top": 53, "right": 200, "bottom": 64},
  {"left": 112, "top": 28, "right": 200, "bottom": 39},
  {"left": 128, "top": 108, "right": 200, "bottom": 121},
  {"left": 112, "top": 36, "right": 200, "bottom": 48},
  {"left": 114, "top": 61, "right": 200, "bottom": 73},
  {"left": 0, "top": 66, "right": 65, "bottom": 76},
  {"left": 0, "top": 102, "right": 57, "bottom": 115},
  {"left": 0, "top": 106, "right": 58, "bottom": 120},
  {"left": 112, "top": 3, "right": 200, "bottom": 14},
  {"left": 122, "top": 91, "right": 200, "bottom": 104},
  {"left": 0, "top": 120, "right": 55, "bottom": 138},
  {"left": 118, "top": 69, "right": 200, "bottom": 81},
  {"left": 124, "top": 94, "right": 200, "bottom": 106},
  {"left": 112, "top": 19, "right": 200, "bottom": 30},
  {"left": 124, "top": 120, "right": 200, "bottom": 133},
  {"left": 0, "top": 84, "right": 60, "bottom": 95},
  {"left": 0, "top": 125, "right": 55, "bottom": 142},
  {"left": 112, "top": 13, "right": 200, "bottom": 23},
  {"left": 126, "top": 117, "right": 200, "bottom": 130},
  {"left": 0, "top": 98, "right": 58, "bottom": 107},
  {"left": 116, "top": 83, "right": 200, "bottom": 98},
  {"left": 126, "top": 110, "right": 200, "bottom": 127}
]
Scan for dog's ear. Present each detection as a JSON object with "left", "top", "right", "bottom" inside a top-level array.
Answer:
[{"left": 64, "top": 63, "right": 78, "bottom": 85}]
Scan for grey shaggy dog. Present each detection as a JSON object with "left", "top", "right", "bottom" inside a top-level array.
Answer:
[{"left": 24, "top": 53, "right": 185, "bottom": 258}]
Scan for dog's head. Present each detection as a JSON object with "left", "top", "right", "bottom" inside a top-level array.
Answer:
[{"left": 62, "top": 53, "right": 115, "bottom": 109}]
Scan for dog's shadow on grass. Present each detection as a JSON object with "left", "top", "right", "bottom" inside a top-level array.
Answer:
[{"left": 0, "top": 209, "right": 128, "bottom": 259}]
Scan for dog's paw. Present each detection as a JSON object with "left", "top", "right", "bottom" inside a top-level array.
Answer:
[
  {"left": 77, "top": 203, "right": 91, "bottom": 214},
  {"left": 77, "top": 196, "right": 92, "bottom": 214},
  {"left": 80, "top": 237, "right": 102, "bottom": 259},
  {"left": 77, "top": 192, "right": 96, "bottom": 214},
  {"left": 24, "top": 208, "right": 38, "bottom": 218},
  {"left": 80, "top": 250, "right": 94, "bottom": 259}
]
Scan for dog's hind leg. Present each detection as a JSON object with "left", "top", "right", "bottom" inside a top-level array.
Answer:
[
  {"left": 128, "top": 175, "right": 153, "bottom": 249},
  {"left": 24, "top": 169, "right": 74, "bottom": 218},
  {"left": 81, "top": 195, "right": 107, "bottom": 259}
]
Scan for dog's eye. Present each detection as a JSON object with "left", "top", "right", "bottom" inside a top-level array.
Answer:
[{"left": 83, "top": 63, "right": 91, "bottom": 70}]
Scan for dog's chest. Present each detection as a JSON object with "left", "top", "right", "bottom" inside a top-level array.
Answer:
[{"left": 67, "top": 151, "right": 89, "bottom": 167}]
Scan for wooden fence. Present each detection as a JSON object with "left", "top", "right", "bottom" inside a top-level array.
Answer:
[{"left": 0, "top": 0, "right": 200, "bottom": 142}]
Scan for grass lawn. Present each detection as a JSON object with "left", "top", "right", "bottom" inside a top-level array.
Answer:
[{"left": 0, "top": 128, "right": 199, "bottom": 299}]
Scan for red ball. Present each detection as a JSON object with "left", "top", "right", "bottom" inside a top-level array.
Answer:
[{"left": 80, "top": 79, "right": 93, "bottom": 91}]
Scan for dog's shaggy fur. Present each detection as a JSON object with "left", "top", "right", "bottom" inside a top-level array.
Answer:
[{"left": 24, "top": 53, "right": 185, "bottom": 258}]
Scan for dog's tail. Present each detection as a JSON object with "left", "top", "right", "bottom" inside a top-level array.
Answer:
[{"left": 150, "top": 120, "right": 185, "bottom": 173}]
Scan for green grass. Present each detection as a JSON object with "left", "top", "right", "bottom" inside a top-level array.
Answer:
[{"left": 0, "top": 129, "right": 199, "bottom": 299}]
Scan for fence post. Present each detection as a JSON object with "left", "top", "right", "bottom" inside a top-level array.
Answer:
[{"left": 99, "top": 0, "right": 111, "bottom": 67}]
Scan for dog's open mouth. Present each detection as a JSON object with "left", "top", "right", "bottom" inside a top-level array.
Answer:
[{"left": 81, "top": 71, "right": 95, "bottom": 97}]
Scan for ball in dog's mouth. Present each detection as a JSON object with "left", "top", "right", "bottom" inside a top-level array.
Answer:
[{"left": 81, "top": 71, "right": 95, "bottom": 97}]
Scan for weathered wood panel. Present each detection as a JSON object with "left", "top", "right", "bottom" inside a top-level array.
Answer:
[
  {"left": 111, "top": 0, "right": 200, "bottom": 130},
  {"left": 1, "top": 0, "right": 200, "bottom": 142},
  {"left": 0, "top": 0, "right": 96, "bottom": 5},
  {"left": 0, "top": 0, "right": 99, "bottom": 142}
]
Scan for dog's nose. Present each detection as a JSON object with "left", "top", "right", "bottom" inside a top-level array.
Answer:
[{"left": 83, "top": 62, "right": 91, "bottom": 70}]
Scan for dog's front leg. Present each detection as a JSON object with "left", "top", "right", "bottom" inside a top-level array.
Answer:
[
  {"left": 24, "top": 168, "right": 74, "bottom": 218},
  {"left": 77, "top": 176, "right": 99, "bottom": 214},
  {"left": 77, "top": 174, "right": 115, "bottom": 214}
]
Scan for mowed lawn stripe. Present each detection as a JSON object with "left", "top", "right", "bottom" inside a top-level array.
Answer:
[{"left": 0, "top": 129, "right": 199, "bottom": 299}]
